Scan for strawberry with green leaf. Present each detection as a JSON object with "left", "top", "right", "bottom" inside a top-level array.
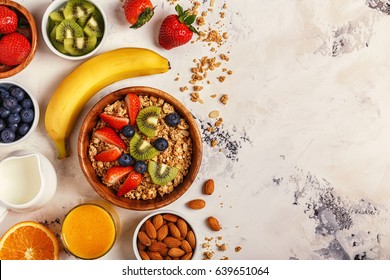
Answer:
[
  {"left": 158, "top": 4, "right": 199, "bottom": 50},
  {"left": 123, "top": 0, "right": 155, "bottom": 29}
]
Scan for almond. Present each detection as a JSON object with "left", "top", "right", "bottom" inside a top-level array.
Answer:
[
  {"left": 156, "top": 224, "right": 169, "bottom": 241},
  {"left": 180, "top": 252, "right": 193, "bottom": 260},
  {"left": 147, "top": 251, "right": 163, "bottom": 260},
  {"left": 152, "top": 214, "right": 164, "bottom": 230},
  {"left": 137, "top": 239, "right": 146, "bottom": 251},
  {"left": 180, "top": 240, "right": 192, "bottom": 253},
  {"left": 139, "top": 250, "right": 150, "bottom": 260},
  {"left": 177, "top": 218, "right": 188, "bottom": 237},
  {"left": 149, "top": 242, "right": 167, "bottom": 252},
  {"left": 164, "top": 236, "right": 181, "bottom": 248},
  {"left": 207, "top": 216, "right": 221, "bottom": 231},
  {"left": 145, "top": 220, "right": 157, "bottom": 239},
  {"left": 168, "top": 247, "right": 185, "bottom": 258},
  {"left": 203, "top": 179, "right": 215, "bottom": 195},
  {"left": 187, "top": 199, "right": 206, "bottom": 210},
  {"left": 138, "top": 231, "right": 152, "bottom": 246},
  {"left": 168, "top": 223, "right": 181, "bottom": 239},
  {"left": 186, "top": 230, "right": 196, "bottom": 249},
  {"left": 163, "top": 213, "right": 178, "bottom": 222}
]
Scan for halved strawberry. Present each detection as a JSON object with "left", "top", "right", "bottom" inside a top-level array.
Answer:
[
  {"left": 94, "top": 147, "right": 122, "bottom": 162},
  {"left": 105, "top": 166, "right": 133, "bottom": 185},
  {"left": 99, "top": 113, "right": 129, "bottom": 131},
  {"left": 117, "top": 170, "right": 143, "bottom": 196},
  {"left": 95, "top": 127, "right": 127, "bottom": 149},
  {"left": 125, "top": 93, "right": 140, "bottom": 126}
]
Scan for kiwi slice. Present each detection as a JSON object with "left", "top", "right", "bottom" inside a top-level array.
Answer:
[
  {"left": 63, "top": 35, "right": 97, "bottom": 56},
  {"left": 136, "top": 106, "right": 161, "bottom": 138},
  {"left": 50, "top": 25, "right": 68, "bottom": 54},
  {"left": 148, "top": 161, "right": 179, "bottom": 186},
  {"left": 129, "top": 133, "right": 160, "bottom": 160},
  {"left": 63, "top": 0, "right": 95, "bottom": 20},
  {"left": 77, "top": 15, "right": 89, "bottom": 28},
  {"left": 49, "top": 9, "right": 65, "bottom": 22},
  {"left": 83, "top": 12, "right": 104, "bottom": 38},
  {"left": 55, "top": 19, "right": 84, "bottom": 42}
]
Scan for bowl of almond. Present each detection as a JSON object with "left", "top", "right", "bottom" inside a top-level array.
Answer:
[
  {"left": 78, "top": 86, "right": 202, "bottom": 210},
  {"left": 133, "top": 210, "right": 198, "bottom": 260}
]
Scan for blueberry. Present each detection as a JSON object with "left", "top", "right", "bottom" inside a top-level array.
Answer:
[
  {"left": 20, "top": 108, "right": 34, "bottom": 123},
  {"left": 1, "top": 128, "right": 15, "bottom": 143},
  {"left": 134, "top": 161, "right": 147, "bottom": 174},
  {"left": 17, "top": 123, "right": 30, "bottom": 136},
  {"left": 9, "top": 86, "right": 26, "bottom": 101},
  {"left": 0, "top": 119, "right": 5, "bottom": 131},
  {"left": 165, "top": 113, "right": 180, "bottom": 127},
  {"left": 153, "top": 137, "right": 168, "bottom": 151},
  {"left": 2, "top": 96, "right": 18, "bottom": 110},
  {"left": 118, "top": 154, "right": 134, "bottom": 166},
  {"left": 8, "top": 123, "right": 18, "bottom": 132},
  {"left": 0, "top": 86, "right": 9, "bottom": 100},
  {"left": 12, "top": 104, "right": 22, "bottom": 114},
  {"left": 0, "top": 107, "right": 11, "bottom": 118},
  {"left": 21, "top": 98, "right": 33, "bottom": 109},
  {"left": 7, "top": 113, "right": 21, "bottom": 124},
  {"left": 122, "top": 125, "right": 135, "bottom": 138}
]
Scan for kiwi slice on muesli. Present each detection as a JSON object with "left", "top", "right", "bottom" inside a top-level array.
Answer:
[
  {"left": 136, "top": 106, "right": 161, "bottom": 138},
  {"left": 129, "top": 133, "right": 159, "bottom": 160},
  {"left": 148, "top": 161, "right": 179, "bottom": 186}
]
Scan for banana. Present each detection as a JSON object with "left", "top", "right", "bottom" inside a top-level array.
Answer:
[{"left": 45, "top": 47, "right": 170, "bottom": 159}]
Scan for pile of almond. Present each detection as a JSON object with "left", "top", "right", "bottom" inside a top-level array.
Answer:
[{"left": 136, "top": 213, "right": 196, "bottom": 260}]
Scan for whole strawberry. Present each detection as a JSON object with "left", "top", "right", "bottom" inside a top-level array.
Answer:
[
  {"left": 0, "top": 32, "right": 31, "bottom": 66},
  {"left": 0, "top": 6, "right": 18, "bottom": 35},
  {"left": 0, "top": 33, "right": 31, "bottom": 66},
  {"left": 158, "top": 5, "right": 199, "bottom": 50},
  {"left": 123, "top": 0, "right": 154, "bottom": 29}
]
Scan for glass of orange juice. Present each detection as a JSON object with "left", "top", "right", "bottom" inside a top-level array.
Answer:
[{"left": 61, "top": 201, "right": 119, "bottom": 259}]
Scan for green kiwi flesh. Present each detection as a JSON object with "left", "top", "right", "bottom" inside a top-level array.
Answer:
[
  {"left": 55, "top": 19, "right": 84, "bottom": 42},
  {"left": 148, "top": 161, "right": 179, "bottom": 186},
  {"left": 129, "top": 133, "right": 160, "bottom": 160},
  {"left": 50, "top": 25, "right": 68, "bottom": 54},
  {"left": 63, "top": 0, "right": 95, "bottom": 20},
  {"left": 83, "top": 13, "right": 104, "bottom": 38},
  {"left": 63, "top": 35, "right": 97, "bottom": 56},
  {"left": 136, "top": 106, "right": 161, "bottom": 138},
  {"left": 49, "top": 9, "right": 65, "bottom": 22}
]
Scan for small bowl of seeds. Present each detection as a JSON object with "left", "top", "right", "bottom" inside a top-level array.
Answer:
[
  {"left": 133, "top": 210, "right": 198, "bottom": 260},
  {"left": 41, "top": 0, "right": 106, "bottom": 60}
]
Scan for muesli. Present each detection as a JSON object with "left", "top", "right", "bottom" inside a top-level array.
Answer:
[{"left": 88, "top": 94, "right": 193, "bottom": 200}]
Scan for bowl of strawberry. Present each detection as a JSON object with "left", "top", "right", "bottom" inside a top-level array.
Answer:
[
  {"left": 0, "top": 0, "right": 38, "bottom": 78},
  {"left": 78, "top": 86, "right": 202, "bottom": 211}
]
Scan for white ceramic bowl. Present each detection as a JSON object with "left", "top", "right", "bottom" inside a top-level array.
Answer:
[
  {"left": 41, "top": 0, "right": 107, "bottom": 60},
  {"left": 0, "top": 81, "right": 39, "bottom": 146},
  {"left": 133, "top": 210, "right": 199, "bottom": 260}
]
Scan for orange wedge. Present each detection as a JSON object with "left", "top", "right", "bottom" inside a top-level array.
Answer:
[{"left": 0, "top": 221, "right": 59, "bottom": 260}]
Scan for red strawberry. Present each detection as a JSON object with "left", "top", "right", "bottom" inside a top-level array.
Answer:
[
  {"left": 158, "top": 5, "right": 199, "bottom": 50},
  {"left": 95, "top": 127, "right": 127, "bottom": 149},
  {"left": 117, "top": 170, "right": 143, "bottom": 196},
  {"left": 123, "top": 0, "right": 154, "bottom": 29},
  {"left": 125, "top": 93, "right": 140, "bottom": 126},
  {"left": 99, "top": 113, "right": 129, "bottom": 131},
  {"left": 0, "top": 33, "right": 31, "bottom": 66},
  {"left": 94, "top": 147, "right": 122, "bottom": 162},
  {"left": 105, "top": 166, "right": 133, "bottom": 185},
  {"left": 0, "top": 6, "right": 18, "bottom": 35}
]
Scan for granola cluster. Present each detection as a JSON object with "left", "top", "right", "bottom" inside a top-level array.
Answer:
[{"left": 88, "top": 95, "right": 193, "bottom": 200}]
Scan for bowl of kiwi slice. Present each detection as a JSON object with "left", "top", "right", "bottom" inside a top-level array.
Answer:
[
  {"left": 78, "top": 86, "right": 203, "bottom": 211},
  {"left": 41, "top": 0, "right": 106, "bottom": 60}
]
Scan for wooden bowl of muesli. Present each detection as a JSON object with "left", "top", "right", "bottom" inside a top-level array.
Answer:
[{"left": 78, "top": 86, "right": 202, "bottom": 210}]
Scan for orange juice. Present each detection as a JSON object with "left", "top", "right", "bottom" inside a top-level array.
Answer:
[{"left": 61, "top": 202, "right": 118, "bottom": 259}]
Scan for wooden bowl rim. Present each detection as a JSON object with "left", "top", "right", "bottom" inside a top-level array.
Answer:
[
  {"left": 0, "top": 0, "right": 38, "bottom": 79},
  {"left": 78, "top": 86, "right": 203, "bottom": 211}
]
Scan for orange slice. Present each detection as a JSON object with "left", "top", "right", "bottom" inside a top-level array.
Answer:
[{"left": 0, "top": 221, "right": 59, "bottom": 260}]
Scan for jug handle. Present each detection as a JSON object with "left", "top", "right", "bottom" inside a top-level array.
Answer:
[{"left": 0, "top": 205, "right": 8, "bottom": 223}]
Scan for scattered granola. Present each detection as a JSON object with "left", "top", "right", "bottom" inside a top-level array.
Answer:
[{"left": 220, "top": 94, "right": 229, "bottom": 105}]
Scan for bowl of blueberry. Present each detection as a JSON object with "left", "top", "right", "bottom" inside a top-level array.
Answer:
[
  {"left": 78, "top": 86, "right": 202, "bottom": 210},
  {"left": 0, "top": 82, "right": 39, "bottom": 145}
]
